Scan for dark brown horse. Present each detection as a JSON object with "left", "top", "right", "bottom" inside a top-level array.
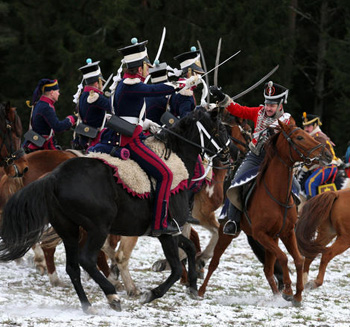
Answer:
[
  {"left": 295, "top": 189, "right": 350, "bottom": 290},
  {"left": 201, "top": 121, "right": 332, "bottom": 305},
  {"left": 0, "top": 102, "right": 24, "bottom": 179}
]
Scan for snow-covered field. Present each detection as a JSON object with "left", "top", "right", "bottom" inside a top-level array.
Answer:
[{"left": 0, "top": 225, "right": 349, "bottom": 327}]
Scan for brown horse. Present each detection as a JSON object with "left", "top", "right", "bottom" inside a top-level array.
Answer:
[
  {"left": 205, "top": 121, "right": 332, "bottom": 305},
  {"left": 0, "top": 102, "right": 24, "bottom": 179},
  {"left": 295, "top": 189, "right": 350, "bottom": 290}
]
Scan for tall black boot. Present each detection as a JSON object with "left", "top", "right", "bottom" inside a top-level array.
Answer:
[{"left": 223, "top": 203, "right": 241, "bottom": 236}]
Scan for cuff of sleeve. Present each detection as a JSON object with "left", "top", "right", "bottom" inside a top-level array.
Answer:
[
  {"left": 218, "top": 95, "right": 233, "bottom": 108},
  {"left": 67, "top": 115, "right": 76, "bottom": 126}
]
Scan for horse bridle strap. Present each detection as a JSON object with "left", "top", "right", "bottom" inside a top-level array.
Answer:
[
  {"left": 0, "top": 148, "right": 26, "bottom": 167},
  {"left": 281, "top": 127, "right": 325, "bottom": 164}
]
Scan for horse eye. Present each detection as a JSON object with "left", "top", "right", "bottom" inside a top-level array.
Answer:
[{"left": 297, "top": 136, "right": 303, "bottom": 140}]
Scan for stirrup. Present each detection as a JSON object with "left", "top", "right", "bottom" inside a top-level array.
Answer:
[{"left": 223, "top": 220, "right": 240, "bottom": 236}]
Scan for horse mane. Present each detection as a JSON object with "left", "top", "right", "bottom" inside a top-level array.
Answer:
[
  {"left": 0, "top": 103, "right": 6, "bottom": 132},
  {"left": 256, "top": 129, "right": 280, "bottom": 185},
  {"left": 156, "top": 107, "right": 207, "bottom": 155}
]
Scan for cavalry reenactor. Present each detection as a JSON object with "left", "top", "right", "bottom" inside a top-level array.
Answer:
[
  {"left": 23, "top": 78, "right": 77, "bottom": 152},
  {"left": 72, "top": 58, "right": 111, "bottom": 151},
  {"left": 210, "top": 81, "right": 293, "bottom": 236},
  {"left": 301, "top": 112, "right": 342, "bottom": 198},
  {"left": 96, "top": 37, "right": 182, "bottom": 236}
]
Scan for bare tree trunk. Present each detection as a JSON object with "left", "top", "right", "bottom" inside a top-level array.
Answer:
[
  {"left": 285, "top": 0, "right": 298, "bottom": 87},
  {"left": 314, "top": 0, "right": 328, "bottom": 117}
]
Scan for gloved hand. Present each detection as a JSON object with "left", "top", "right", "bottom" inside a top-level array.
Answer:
[
  {"left": 209, "top": 85, "right": 226, "bottom": 102},
  {"left": 185, "top": 75, "right": 200, "bottom": 89},
  {"left": 143, "top": 119, "right": 161, "bottom": 133},
  {"left": 149, "top": 121, "right": 161, "bottom": 134}
]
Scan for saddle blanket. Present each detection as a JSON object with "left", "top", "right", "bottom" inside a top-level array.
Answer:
[{"left": 87, "top": 137, "right": 189, "bottom": 198}]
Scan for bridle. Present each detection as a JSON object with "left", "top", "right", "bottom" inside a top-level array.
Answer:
[
  {"left": 263, "top": 126, "right": 326, "bottom": 238},
  {"left": 280, "top": 127, "right": 326, "bottom": 166},
  {"left": 0, "top": 113, "right": 25, "bottom": 174}
]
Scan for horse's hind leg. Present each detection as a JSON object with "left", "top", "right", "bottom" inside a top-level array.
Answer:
[
  {"left": 247, "top": 235, "right": 284, "bottom": 291},
  {"left": 303, "top": 256, "right": 316, "bottom": 286},
  {"left": 198, "top": 225, "right": 234, "bottom": 297},
  {"left": 178, "top": 234, "right": 198, "bottom": 298},
  {"left": 79, "top": 230, "right": 121, "bottom": 311},
  {"left": 307, "top": 237, "right": 350, "bottom": 290},
  {"left": 32, "top": 243, "right": 46, "bottom": 275},
  {"left": 114, "top": 236, "right": 140, "bottom": 297},
  {"left": 53, "top": 223, "right": 93, "bottom": 313},
  {"left": 140, "top": 235, "right": 182, "bottom": 304}
]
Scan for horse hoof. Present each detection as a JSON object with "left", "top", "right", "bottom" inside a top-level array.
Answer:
[
  {"left": 140, "top": 291, "right": 156, "bottom": 304},
  {"left": 305, "top": 281, "right": 317, "bottom": 290},
  {"left": 152, "top": 260, "right": 166, "bottom": 272},
  {"left": 84, "top": 306, "right": 97, "bottom": 315},
  {"left": 127, "top": 288, "right": 140, "bottom": 297},
  {"left": 282, "top": 292, "right": 293, "bottom": 302},
  {"left": 109, "top": 299, "right": 122, "bottom": 311},
  {"left": 187, "top": 287, "right": 198, "bottom": 299},
  {"left": 292, "top": 298, "right": 302, "bottom": 307}
]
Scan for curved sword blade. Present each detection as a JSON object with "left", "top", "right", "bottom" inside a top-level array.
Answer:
[
  {"left": 231, "top": 65, "right": 279, "bottom": 101},
  {"left": 214, "top": 38, "right": 222, "bottom": 87},
  {"left": 197, "top": 40, "right": 210, "bottom": 103},
  {"left": 145, "top": 27, "right": 166, "bottom": 84}
]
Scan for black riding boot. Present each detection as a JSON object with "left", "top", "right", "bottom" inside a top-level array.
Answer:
[{"left": 223, "top": 202, "right": 241, "bottom": 236}]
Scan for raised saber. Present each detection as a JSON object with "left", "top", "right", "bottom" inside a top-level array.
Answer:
[
  {"left": 231, "top": 65, "right": 279, "bottom": 101},
  {"left": 145, "top": 27, "right": 166, "bottom": 84},
  {"left": 201, "top": 50, "right": 241, "bottom": 80},
  {"left": 102, "top": 73, "right": 113, "bottom": 92},
  {"left": 214, "top": 38, "right": 222, "bottom": 86},
  {"left": 197, "top": 40, "right": 210, "bottom": 103}
]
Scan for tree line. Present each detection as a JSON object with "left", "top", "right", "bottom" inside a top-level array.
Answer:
[{"left": 1, "top": 0, "right": 349, "bottom": 155}]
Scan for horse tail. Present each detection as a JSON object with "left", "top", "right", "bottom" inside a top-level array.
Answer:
[
  {"left": 295, "top": 191, "right": 338, "bottom": 258},
  {"left": 0, "top": 174, "right": 56, "bottom": 261}
]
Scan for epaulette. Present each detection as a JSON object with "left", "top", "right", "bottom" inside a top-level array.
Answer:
[
  {"left": 178, "top": 88, "right": 194, "bottom": 96},
  {"left": 124, "top": 78, "right": 141, "bottom": 85},
  {"left": 87, "top": 90, "right": 99, "bottom": 103}
]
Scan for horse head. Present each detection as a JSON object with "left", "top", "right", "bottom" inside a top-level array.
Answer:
[
  {"left": 277, "top": 120, "right": 332, "bottom": 166},
  {"left": 0, "top": 102, "right": 28, "bottom": 177}
]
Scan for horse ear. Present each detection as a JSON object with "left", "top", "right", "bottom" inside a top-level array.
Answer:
[
  {"left": 278, "top": 119, "right": 287, "bottom": 130},
  {"left": 5, "top": 101, "right": 10, "bottom": 113}
]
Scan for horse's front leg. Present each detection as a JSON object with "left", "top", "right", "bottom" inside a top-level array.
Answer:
[
  {"left": 281, "top": 230, "right": 304, "bottom": 306},
  {"left": 264, "top": 249, "right": 279, "bottom": 295},
  {"left": 254, "top": 232, "right": 293, "bottom": 300},
  {"left": 140, "top": 235, "right": 182, "bottom": 304}
]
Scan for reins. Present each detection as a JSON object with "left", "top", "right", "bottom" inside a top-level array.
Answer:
[{"left": 262, "top": 126, "right": 326, "bottom": 238}]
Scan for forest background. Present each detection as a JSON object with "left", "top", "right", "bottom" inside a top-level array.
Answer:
[{"left": 1, "top": 0, "right": 350, "bottom": 156}]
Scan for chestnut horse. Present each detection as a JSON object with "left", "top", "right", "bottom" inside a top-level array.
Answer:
[
  {"left": 295, "top": 189, "right": 350, "bottom": 290},
  {"left": 0, "top": 102, "right": 24, "bottom": 179},
  {"left": 213, "top": 121, "right": 332, "bottom": 305}
]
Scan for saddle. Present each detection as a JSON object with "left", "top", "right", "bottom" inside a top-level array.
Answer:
[{"left": 87, "top": 136, "right": 189, "bottom": 198}]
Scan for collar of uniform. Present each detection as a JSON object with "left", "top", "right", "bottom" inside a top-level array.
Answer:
[
  {"left": 83, "top": 85, "right": 103, "bottom": 95},
  {"left": 123, "top": 72, "right": 145, "bottom": 82},
  {"left": 39, "top": 95, "right": 56, "bottom": 105}
]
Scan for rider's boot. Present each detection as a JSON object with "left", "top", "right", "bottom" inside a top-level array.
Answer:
[{"left": 223, "top": 202, "right": 241, "bottom": 237}]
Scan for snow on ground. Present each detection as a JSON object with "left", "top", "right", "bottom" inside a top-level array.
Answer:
[{"left": 0, "top": 224, "right": 349, "bottom": 327}]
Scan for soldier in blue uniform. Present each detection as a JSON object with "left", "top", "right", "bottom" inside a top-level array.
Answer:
[
  {"left": 23, "top": 79, "right": 77, "bottom": 152},
  {"left": 72, "top": 59, "right": 111, "bottom": 151},
  {"left": 145, "top": 61, "right": 170, "bottom": 125},
  {"left": 92, "top": 38, "right": 187, "bottom": 236},
  {"left": 170, "top": 46, "right": 205, "bottom": 119},
  {"left": 301, "top": 113, "right": 341, "bottom": 198}
]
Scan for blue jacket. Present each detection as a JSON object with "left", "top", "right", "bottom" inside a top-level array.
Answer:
[
  {"left": 145, "top": 96, "right": 169, "bottom": 125},
  {"left": 31, "top": 96, "right": 73, "bottom": 136},
  {"left": 78, "top": 86, "right": 111, "bottom": 128},
  {"left": 169, "top": 91, "right": 195, "bottom": 118}
]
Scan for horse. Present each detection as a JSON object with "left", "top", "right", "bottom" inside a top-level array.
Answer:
[
  {"left": 295, "top": 189, "right": 350, "bottom": 290},
  {"left": 0, "top": 102, "right": 24, "bottom": 179},
  {"left": 0, "top": 106, "right": 231, "bottom": 313},
  {"left": 199, "top": 121, "right": 332, "bottom": 305}
]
